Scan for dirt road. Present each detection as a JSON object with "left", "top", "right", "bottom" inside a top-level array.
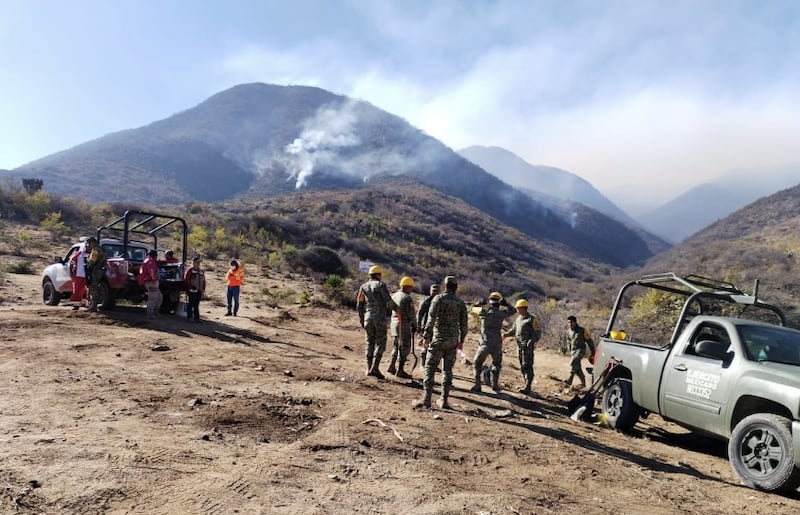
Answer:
[{"left": 2, "top": 268, "right": 799, "bottom": 514}]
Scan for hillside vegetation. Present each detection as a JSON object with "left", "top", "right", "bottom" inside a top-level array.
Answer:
[{"left": 4, "top": 83, "right": 659, "bottom": 268}]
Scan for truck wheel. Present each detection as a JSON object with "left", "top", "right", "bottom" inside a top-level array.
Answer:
[
  {"left": 601, "top": 378, "right": 639, "bottom": 431},
  {"left": 42, "top": 279, "right": 60, "bottom": 306},
  {"left": 729, "top": 413, "right": 800, "bottom": 492}
]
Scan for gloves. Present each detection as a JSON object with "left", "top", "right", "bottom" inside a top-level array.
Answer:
[{"left": 500, "top": 298, "right": 509, "bottom": 307}]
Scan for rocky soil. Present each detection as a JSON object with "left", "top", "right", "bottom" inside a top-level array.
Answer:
[{"left": 2, "top": 266, "right": 800, "bottom": 514}]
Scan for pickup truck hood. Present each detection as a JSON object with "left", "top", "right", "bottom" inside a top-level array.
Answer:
[{"left": 746, "top": 361, "right": 800, "bottom": 391}]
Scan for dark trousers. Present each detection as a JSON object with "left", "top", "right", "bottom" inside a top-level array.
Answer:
[
  {"left": 226, "top": 285, "right": 240, "bottom": 314},
  {"left": 187, "top": 291, "right": 201, "bottom": 321}
]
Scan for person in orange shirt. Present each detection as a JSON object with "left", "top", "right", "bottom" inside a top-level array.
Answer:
[{"left": 225, "top": 260, "right": 245, "bottom": 316}]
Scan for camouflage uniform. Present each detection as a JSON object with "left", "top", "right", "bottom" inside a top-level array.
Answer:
[
  {"left": 504, "top": 312, "right": 541, "bottom": 392},
  {"left": 357, "top": 277, "right": 398, "bottom": 378},
  {"left": 564, "top": 322, "right": 593, "bottom": 387},
  {"left": 471, "top": 302, "right": 515, "bottom": 392},
  {"left": 416, "top": 287, "right": 438, "bottom": 366},
  {"left": 420, "top": 279, "right": 468, "bottom": 409},
  {"left": 387, "top": 290, "right": 417, "bottom": 378},
  {"left": 85, "top": 242, "right": 107, "bottom": 312}
]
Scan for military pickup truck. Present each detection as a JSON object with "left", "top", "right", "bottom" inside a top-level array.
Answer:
[
  {"left": 593, "top": 273, "right": 800, "bottom": 492},
  {"left": 41, "top": 210, "right": 188, "bottom": 312}
]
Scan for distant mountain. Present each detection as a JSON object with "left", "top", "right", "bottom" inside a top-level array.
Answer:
[
  {"left": 458, "top": 145, "right": 669, "bottom": 255},
  {"left": 4, "top": 83, "right": 656, "bottom": 267},
  {"left": 458, "top": 145, "right": 637, "bottom": 226},
  {"left": 639, "top": 164, "right": 800, "bottom": 243},
  {"left": 642, "top": 183, "right": 800, "bottom": 325}
]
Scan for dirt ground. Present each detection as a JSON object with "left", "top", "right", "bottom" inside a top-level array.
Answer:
[{"left": 2, "top": 264, "right": 800, "bottom": 514}]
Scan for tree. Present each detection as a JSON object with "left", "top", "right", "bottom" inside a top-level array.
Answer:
[{"left": 22, "top": 178, "right": 43, "bottom": 195}]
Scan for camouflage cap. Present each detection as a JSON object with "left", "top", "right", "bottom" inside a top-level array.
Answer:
[{"left": 444, "top": 276, "right": 457, "bottom": 286}]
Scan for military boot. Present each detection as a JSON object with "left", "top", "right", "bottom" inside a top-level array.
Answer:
[
  {"left": 437, "top": 388, "right": 452, "bottom": 410},
  {"left": 470, "top": 371, "right": 482, "bottom": 392},
  {"left": 518, "top": 374, "right": 531, "bottom": 394},
  {"left": 396, "top": 361, "right": 412, "bottom": 379},
  {"left": 386, "top": 350, "right": 397, "bottom": 375},
  {"left": 491, "top": 370, "right": 502, "bottom": 393},
  {"left": 368, "top": 358, "right": 385, "bottom": 380},
  {"left": 412, "top": 390, "right": 432, "bottom": 409}
]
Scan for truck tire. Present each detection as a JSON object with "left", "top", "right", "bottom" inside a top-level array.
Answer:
[
  {"left": 729, "top": 413, "right": 800, "bottom": 492},
  {"left": 601, "top": 378, "right": 640, "bottom": 431},
  {"left": 42, "top": 279, "right": 60, "bottom": 306}
]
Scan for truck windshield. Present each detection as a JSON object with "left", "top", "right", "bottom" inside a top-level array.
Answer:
[{"left": 739, "top": 324, "right": 800, "bottom": 365}]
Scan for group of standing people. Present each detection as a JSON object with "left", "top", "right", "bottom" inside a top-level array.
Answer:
[
  {"left": 356, "top": 266, "right": 595, "bottom": 409},
  {"left": 69, "top": 240, "right": 246, "bottom": 322}
]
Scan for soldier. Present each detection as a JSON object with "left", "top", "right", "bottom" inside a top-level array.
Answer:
[
  {"left": 416, "top": 283, "right": 439, "bottom": 367},
  {"left": 84, "top": 237, "right": 107, "bottom": 312},
  {"left": 503, "top": 299, "right": 541, "bottom": 394},
  {"left": 357, "top": 265, "right": 398, "bottom": 379},
  {"left": 562, "top": 315, "right": 595, "bottom": 389},
  {"left": 387, "top": 276, "right": 418, "bottom": 379},
  {"left": 470, "top": 291, "right": 515, "bottom": 393},
  {"left": 414, "top": 276, "right": 468, "bottom": 409}
]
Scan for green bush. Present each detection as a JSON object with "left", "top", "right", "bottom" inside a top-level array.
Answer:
[
  {"left": 324, "top": 274, "right": 344, "bottom": 291},
  {"left": 287, "top": 246, "right": 348, "bottom": 276},
  {"left": 5, "top": 261, "right": 35, "bottom": 274}
]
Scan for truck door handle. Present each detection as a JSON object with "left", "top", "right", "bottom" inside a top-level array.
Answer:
[{"left": 673, "top": 364, "right": 688, "bottom": 372}]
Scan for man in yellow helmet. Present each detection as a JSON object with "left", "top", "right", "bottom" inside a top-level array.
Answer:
[
  {"left": 387, "top": 276, "right": 418, "bottom": 379},
  {"left": 503, "top": 299, "right": 541, "bottom": 394},
  {"left": 414, "top": 276, "right": 468, "bottom": 409},
  {"left": 357, "top": 265, "right": 398, "bottom": 379},
  {"left": 470, "top": 291, "right": 515, "bottom": 393}
]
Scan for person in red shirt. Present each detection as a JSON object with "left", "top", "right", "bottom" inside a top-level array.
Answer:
[
  {"left": 224, "top": 260, "right": 244, "bottom": 316},
  {"left": 140, "top": 249, "right": 162, "bottom": 319},
  {"left": 184, "top": 256, "right": 206, "bottom": 323}
]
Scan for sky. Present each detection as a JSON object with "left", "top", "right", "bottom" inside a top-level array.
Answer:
[{"left": 2, "top": 0, "right": 800, "bottom": 210}]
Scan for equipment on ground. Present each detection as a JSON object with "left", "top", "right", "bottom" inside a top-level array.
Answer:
[{"left": 568, "top": 358, "right": 620, "bottom": 421}]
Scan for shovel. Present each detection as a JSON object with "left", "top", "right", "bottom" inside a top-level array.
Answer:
[
  {"left": 568, "top": 358, "right": 619, "bottom": 421},
  {"left": 409, "top": 332, "right": 419, "bottom": 374}
]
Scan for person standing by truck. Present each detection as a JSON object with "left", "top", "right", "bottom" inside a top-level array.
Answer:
[
  {"left": 140, "top": 249, "right": 162, "bottom": 319},
  {"left": 68, "top": 241, "right": 87, "bottom": 308},
  {"left": 85, "top": 237, "right": 107, "bottom": 313},
  {"left": 184, "top": 256, "right": 206, "bottom": 323},
  {"left": 562, "top": 315, "right": 594, "bottom": 389},
  {"left": 225, "top": 260, "right": 245, "bottom": 316},
  {"left": 503, "top": 299, "right": 541, "bottom": 394}
]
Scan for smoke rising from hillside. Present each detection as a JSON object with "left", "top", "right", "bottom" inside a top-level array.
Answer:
[{"left": 284, "top": 101, "right": 361, "bottom": 188}]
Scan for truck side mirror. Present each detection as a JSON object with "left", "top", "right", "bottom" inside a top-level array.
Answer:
[{"left": 695, "top": 339, "right": 730, "bottom": 361}]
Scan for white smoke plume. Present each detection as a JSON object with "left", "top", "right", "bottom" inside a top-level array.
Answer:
[{"left": 285, "top": 100, "right": 361, "bottom": 188}]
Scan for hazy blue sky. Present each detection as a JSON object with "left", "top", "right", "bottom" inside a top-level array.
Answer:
[{"left": 2, "top": 0, "right": 799, "bottom": 205}]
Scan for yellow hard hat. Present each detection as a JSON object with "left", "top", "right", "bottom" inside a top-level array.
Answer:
[
  {"left": 399, "top": 276, "right": 414, "bottom": 287},
  {"left": 515, "top": 299, "right": 529, "bottom": 309},
  {"left": 368, "top": 265, "right": 383, "bottom": 275},
  {"left": 489, "top": 291, "right": 502, "bottom": 301}
]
